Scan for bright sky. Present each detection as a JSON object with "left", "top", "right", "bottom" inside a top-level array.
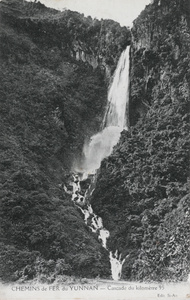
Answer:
[{"left": 27, "top": 0, "right": 151, "bottom": 27}]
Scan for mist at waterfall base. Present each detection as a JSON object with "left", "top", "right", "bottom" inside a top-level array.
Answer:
[
  {"left": 71, "top": 47, "right": 130, "bottom": 281},
  {"left": 82, "top": 126, "right": 121, "bottom": 174},
  {"left": 80, "top": 47, "right": 130, "bottom": 175}
]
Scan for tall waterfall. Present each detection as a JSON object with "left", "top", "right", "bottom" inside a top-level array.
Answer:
[
  {"left": 102, "top": 47, "right": 130, "bottom": 129},
  {"left": 70, "top": 46, "right": 130, "bottom": 281},
  {"left": 82, "top": 46, "right": 130, "bottom": 175}
]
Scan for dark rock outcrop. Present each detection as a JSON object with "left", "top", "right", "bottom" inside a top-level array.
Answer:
[
  {"left": 0, "top": 0, "right": 130, "bottom": 79},
  {"left": 129, "top": 0, "right": 190, "bottom": 125}
]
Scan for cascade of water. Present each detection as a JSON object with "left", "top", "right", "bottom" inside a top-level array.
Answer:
[
  {"left": 109, "top": 250, "right": 126, "bottom": 281},
  {"left": 70, "top": 174, "right": 127, "bottom": 280},
  {"left": 71, "top": 175, "right": 110, "bottom": 249},
  {"left": 81, "top": 47, "right": 130, "bottom": 175},
  {"left": 102, "top": 47, "right": 130, "bottom": 129},
  {"left": 71, "top": 47, "right": 130, "bottom": 280}
]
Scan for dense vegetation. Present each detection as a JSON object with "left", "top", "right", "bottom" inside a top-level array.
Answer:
[
  {"left": 1, "top": 0, "right": 189, "bottom": 284},
  {"left": 92, "top": 0, "right": 190, "bottom": 282},
  {"left": 0, "top": 0, "right": 130, "bottom": 282},
  {"left": 0, "top": 0, "right": 130, "bottom": 73}
]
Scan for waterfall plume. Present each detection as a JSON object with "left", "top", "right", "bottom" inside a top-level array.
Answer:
[
  {"left": 71, "top": 47, "right": 130, "bottom": 281},
  {"left": 81, "top": 46, "right": 130, "bottom": 175}
]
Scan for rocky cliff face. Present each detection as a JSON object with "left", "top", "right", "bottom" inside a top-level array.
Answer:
[
  {"left": 68, "top": 17, "right": 131, "bottom": 79},
  {"left": 0, "top": 0, "right": 130, "bottom": 79},
  {"left": 129, "top": 0, "right": 190, "bottom": 125},
  {"left": 91, "top": 0, "right": 190, "bottom": 282}
]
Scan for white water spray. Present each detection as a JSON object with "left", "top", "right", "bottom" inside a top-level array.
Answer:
[
  {"left": 71, "top": 174, "right": 127, "bottom": 280},
  {"left": 103, "top": 47, "right": 130, "bottom": 129},
  {"left": 71, "top": 175, "right": 110, "bottom": 249},
  {"left": 71, "top": 47, "right": 130, "bottom": 280},
  {"left": 81, "top": 47, "right": 130, "bottom": 174},
  {"left": 109, "top": 250, "right": 126, "bottom": 281}
]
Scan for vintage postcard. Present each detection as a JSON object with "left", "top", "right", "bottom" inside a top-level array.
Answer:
[{"left": 0, "top": 0, "right": 189, "bottom": 299}]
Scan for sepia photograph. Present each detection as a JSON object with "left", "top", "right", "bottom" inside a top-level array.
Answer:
[{"left": 0, "top": 0, "right": 190, "bottom": 299}]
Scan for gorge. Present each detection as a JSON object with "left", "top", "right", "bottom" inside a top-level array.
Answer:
[
  {"left": 69, "top": 46, "right": 130, "bottom": 281},
  {"left": 0, "top": 0, "right": 189, "bottom": 284}
]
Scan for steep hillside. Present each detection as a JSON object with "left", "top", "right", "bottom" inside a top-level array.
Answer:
[
  {"left": 91, "top": 0, "right": 190, "bottom": 282},
  {"left": 0, "top": 0, "right": 130, "bottom": 282}
]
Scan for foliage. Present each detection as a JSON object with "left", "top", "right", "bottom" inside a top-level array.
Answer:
[
  {"left": 0, "top": 243, "right": 39, "bottom": 282},
  {"left": 0, "top": 0, "right": 130, "bottom": 72},
  {"left": 91, "top": 0, "right": 190, "bottom": 282},
  {"left": 0, "top": 0, "right": 118, "bottom": 281}
]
